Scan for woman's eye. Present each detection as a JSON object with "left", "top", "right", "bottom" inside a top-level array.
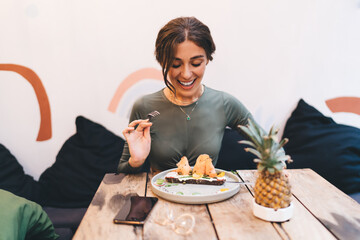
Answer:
[
  {"left": 192, "top": 63, "right": 201, "bottom": 67},
  {"left": 172, "top": 64, "right": 180, "bottom": 68}
]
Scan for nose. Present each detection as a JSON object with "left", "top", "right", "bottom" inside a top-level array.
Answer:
[{"left": 181, "top": 65, "right": 192, "bottom": 80}]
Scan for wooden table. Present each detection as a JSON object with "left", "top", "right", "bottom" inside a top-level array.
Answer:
[{"left": 73, "top": 169, "right": 360, "bottom": 240}]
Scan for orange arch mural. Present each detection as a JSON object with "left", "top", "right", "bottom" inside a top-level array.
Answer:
[
  {"left": 0, "top": 64, "right": 52, "bottom": 141},
  {"left": 326, "top": 97, "right": 360, "bottom": 115},
  {"left": 108, "top": 68, "right": 163, "bottom": 113}
]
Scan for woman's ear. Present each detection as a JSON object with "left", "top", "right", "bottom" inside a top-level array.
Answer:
[{"left": 206, "top": 59, "right": 209, "bottom": 65}]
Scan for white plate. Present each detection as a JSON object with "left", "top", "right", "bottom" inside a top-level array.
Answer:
[{"left": 150, "top": 168, "right": 241, "bottom": 204}]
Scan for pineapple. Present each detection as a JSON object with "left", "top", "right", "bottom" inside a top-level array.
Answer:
[{"left": 238, "top": 119, "right": 293, "bottom": 210}]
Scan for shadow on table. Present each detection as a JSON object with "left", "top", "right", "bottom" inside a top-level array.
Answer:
[{"left": 319, "top": 212, "right": 360, "bottom": 240}]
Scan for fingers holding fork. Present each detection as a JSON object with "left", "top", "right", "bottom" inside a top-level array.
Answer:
[
  {"left": 123, "top": 111, "right": 160, "bottom": 137},
  {"left": 123, "top": 119, "right": 152, "bottom": 136}
]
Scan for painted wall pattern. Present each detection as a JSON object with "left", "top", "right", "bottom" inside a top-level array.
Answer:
[
  {"left": 108, "top": 68, "right": 163, "bottom": 113},
  {"left": 0, "top": 64, "right": 51, "bottom": 141},
  {"left": 326, "top": 97, "right": 360, "bottom": 116}
]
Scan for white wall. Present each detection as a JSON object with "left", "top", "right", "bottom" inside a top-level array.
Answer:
[{"left": 1, "top": 0, "right": 359, "bottom": 179}]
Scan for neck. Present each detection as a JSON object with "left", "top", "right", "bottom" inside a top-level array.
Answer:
[
  {"left": 166, "top": 85, "right": 204, "bottom": 105},
  {"left": 174, "top": 95, "right": 199, "bottom": 104}
]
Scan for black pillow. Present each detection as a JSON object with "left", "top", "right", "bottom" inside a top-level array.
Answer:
[
  {"left": 39, "top": 116, "right": 125, "bottom": 208},
  {"left": 216, "top": 128, "right": 257, "bottom": 171},
  {"left": 283, "top": 99, "right": 360, "bottom": 194},
  {"left": 0, "top": 144, "right": 41, "bottom": 203}
]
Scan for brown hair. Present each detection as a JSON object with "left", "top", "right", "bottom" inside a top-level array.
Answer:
[{"left": 155, "top": 17, "right": 216, "bottom": 92}]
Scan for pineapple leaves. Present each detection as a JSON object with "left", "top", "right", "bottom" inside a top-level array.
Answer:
[
  {"left": 239, "top": 140, "right": 257, "bottom": 148},
  {"left": 238, "top": 118, "right": 292, "bottom": 173},
  {"left": 276, "top": 154, "right": 291, "bottom": 162},
  {"left": 279, "top": 138, "right": 289, "bottom": 148},
  {"left": 238, "top": 125, "right": 262, "bottom": 147},
  {"left": 258, "top": 164, "right": 266, "bottom": 172},
  {"left": 244, "top": 148, "right": 262, "bottom": 158},
  {"left": 274, "top": 162, "right": 285, "bottom": 171},
  {"left": 247, "top": 119, "right": 264, "bottom": 145}
]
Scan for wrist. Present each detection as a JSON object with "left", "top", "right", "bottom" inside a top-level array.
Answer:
[{"left": 129, "top": 157, "right": 145, "bottom": 168}]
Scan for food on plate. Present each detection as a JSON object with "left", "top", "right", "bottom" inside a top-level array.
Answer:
[
  {"left": 192, "top": 154, "right": 206, "bottom": 175},
  {"left": 192, "top": 154, "right": 217, "bottom": 178},
  {"left": 165, "top": 154, "right": 226, "bottom": 185},
  {"left": 175, "top": 156, "right": 192, "bottom": 175},
  {"left": 205, "top": 157, "right": 217, "bottom": 178}
]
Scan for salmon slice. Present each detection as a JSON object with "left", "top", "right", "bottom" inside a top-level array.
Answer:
[
  {"left": 205, "top": 158, "right": 217, "bottom": 178},
  {"left": 192, "top": 154, "right": 208, "bottom": 175},
  {"left": 176, "top": 156, "right": 191, "bottom": 175}
]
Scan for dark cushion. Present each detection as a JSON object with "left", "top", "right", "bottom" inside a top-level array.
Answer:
[
  {"left": 216, "top": 128, "right": 257, "bottom": 171},
  {"left": 349, "top": 192, "right": 360, "bottom": 204},
  {"left": 39, "top": 116, "right": 125, "bottom": 208},
  {"left": 0, "top": 144, "right": 41, "bottom": 203},
  {"left": 282, "top": 99, "right": 360, "bottom": 194},
  {"left": 44, "top": 207, "right": 87, "bottom": 239},
  {"left": 43, "top": 207, "right": 87, "bottom": 230},
  {"left": 52, "top": 228, "right": 73, "bottom": 240}
]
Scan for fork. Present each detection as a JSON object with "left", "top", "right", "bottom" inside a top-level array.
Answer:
[
  {"left": 226, "top": 181, "right": 255, "bottom": 185},
  {"left": 147, "top": 110, "right": 160, "bottom": 122}
]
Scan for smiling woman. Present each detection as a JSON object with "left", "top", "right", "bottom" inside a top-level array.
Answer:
[
  {"left": 155, "top": 17, "right": 215, "bottom": 98},
  {"left": 164, "top": 40, "right": 207, "bottom": 105},
  {"left": 117, "top": 17, "right": 257, "bottom": 174}
]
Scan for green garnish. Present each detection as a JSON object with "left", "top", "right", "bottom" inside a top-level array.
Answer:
[{"left": 156, "top": 179, "right": 164, "bottom": 185}]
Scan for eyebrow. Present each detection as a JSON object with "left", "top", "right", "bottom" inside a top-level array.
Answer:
[{"left": 174, "top": 55, "right": 205, "bottom": 61}]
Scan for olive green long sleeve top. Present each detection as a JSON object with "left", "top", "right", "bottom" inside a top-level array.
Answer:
[{"left": 117, "top": 86, "right": 253, "bottom": 173}]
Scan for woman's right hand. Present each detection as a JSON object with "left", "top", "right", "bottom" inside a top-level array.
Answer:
[{"left": 122, "top": 119, "right": 153, "bottom": 168}]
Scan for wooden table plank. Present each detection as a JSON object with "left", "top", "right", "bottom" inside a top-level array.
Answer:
[
  {"left": 144, "top": 172, "right": 218, "bottom": 240},
  {"left": 208, "top": 183, "right": 282, "bottom": 240},
  {"left": 237, "top": 170, "right": 337, "bottom": 240},
  {"left": 289, "top": 168, "right": 360, "bottom": 240},
  {"left": 73, "top": 173, "right": 147, "bottom": 240}
]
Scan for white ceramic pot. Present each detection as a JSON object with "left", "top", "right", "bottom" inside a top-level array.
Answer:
[{"left": 252, "top": 199, "right": 294, "bottom": 222}]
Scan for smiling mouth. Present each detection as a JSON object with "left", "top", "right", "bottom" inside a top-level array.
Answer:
[{"left": 178, "top": 79, "right": 196, "bottom": 86}]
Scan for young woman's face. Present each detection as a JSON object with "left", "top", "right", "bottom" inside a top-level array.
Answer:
[{"left": 167, "top": 40, "right": 208, "bottom": 102}]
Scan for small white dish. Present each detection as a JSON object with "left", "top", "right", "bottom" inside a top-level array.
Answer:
[{"left": 252, "top": 199, "right": 294, "bottom": 222}]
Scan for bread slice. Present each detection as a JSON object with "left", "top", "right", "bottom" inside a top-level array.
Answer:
[{"left": 165, "top": 174, "right": 225, "bottom": 185}]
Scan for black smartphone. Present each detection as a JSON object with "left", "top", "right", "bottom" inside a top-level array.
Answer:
[{"left": 113, "top": 196, "right": 158, "bottom": 225}]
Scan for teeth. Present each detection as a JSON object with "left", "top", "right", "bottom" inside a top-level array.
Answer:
[{"left": 179, "top": 80, "right": 195, "bottom": 86}]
